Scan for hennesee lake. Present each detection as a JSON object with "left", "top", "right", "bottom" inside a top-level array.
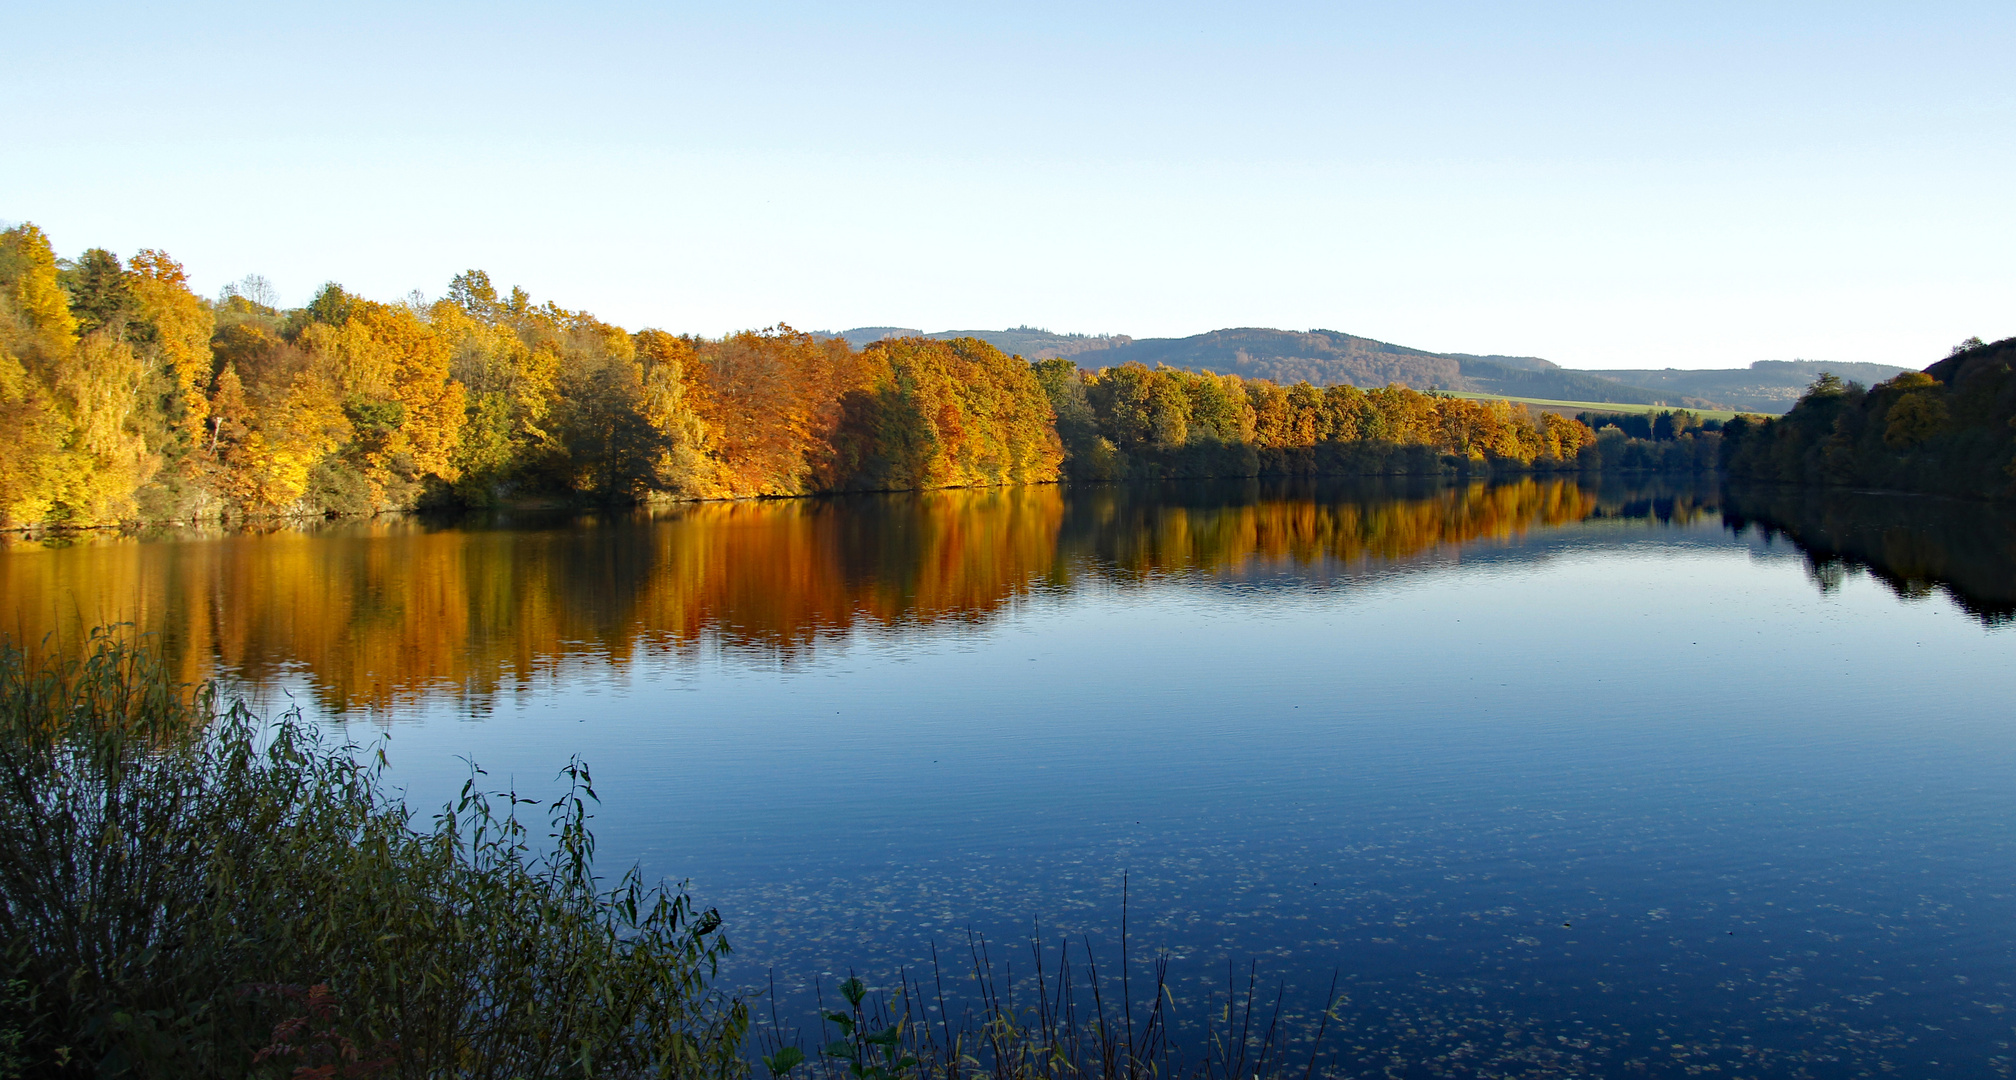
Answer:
[{"left": 6, "top": 477, "right": 2014, "bottom": 1078}]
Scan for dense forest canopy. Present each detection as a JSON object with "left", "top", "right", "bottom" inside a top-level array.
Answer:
[
  {"left": 0, "top": 222, "right": 1686, "bottom": 528},
  {"left": 1043, "top": 358, "right": 1605, "bottom": 481},
  {"left": 1721, "top": 336, "right": 2016, "bottom": 500}
]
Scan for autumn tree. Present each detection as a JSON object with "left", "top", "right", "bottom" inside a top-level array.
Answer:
[
  {"left": 632, "top": 328, "right": 721, "bottom": 497},
  {"left": 51, "top": 331, "right": 155, "bottom": 521},
  {"left": 127, "top": 249, "right": 215, "bottom": 449},
  {"left": 690, "top": 326, "right": 865, "bottom": 496},
  {"left": 0, "top": 225, "right": 76, "bottom": 524},
  {"left": 0, "top": 225, "right": 155, "bottom": 524},
  {"left": 297, "top": 289, "right": 466, "bottom": 509},
  {"left": 840, "top": 337, "right": 1063, "bottom": 490}
]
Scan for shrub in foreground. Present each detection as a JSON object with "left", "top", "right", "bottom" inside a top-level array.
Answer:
[{"left": 0, "top": 632, "right": 748, "bottom": 1079}]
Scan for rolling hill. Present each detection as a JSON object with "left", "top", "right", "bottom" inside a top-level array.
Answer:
[
  {"left": 985, "top": 326, "right": 1683, "bottom": 407},
  {"left": 825, "top": 326, "right": 1915, "bottom": 413},
  {"left": 833, "top": 326, "right": 1131, "bottom": 359}
]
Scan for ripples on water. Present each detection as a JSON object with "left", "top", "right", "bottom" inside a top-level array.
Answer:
[{"left": 5, "top": 477, "right": 2015, "bottom": 1078}]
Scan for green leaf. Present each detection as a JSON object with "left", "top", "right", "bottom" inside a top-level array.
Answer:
[{"left": 763, "top": 1046, "right": 806, "bottom": 1076}]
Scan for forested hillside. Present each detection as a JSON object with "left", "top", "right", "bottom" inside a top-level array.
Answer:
[
  {"left": 1091, "top": 328, "right": 1459, "bottom": 387},
  {"left": 947, "top": 327, "right": 1681, "bottom": 406},
  {"left": 840, "top": 327, "right": 1924, "bottom": 414},
  {"left": 1721, "top": 338, "right": 2016, "bottom": 500},
  {"left": 1, "top": 222, "right": 1717, "bottom": 528}
]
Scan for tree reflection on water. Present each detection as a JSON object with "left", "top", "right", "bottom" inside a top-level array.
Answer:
[{"left": 17, "top": 475, "right": 1973, "bottom": 716}]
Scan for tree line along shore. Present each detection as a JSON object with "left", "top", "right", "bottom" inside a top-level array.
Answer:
[
  {"left": 0, "top": 222, "right": 1741, "bottom": 530},
  {"left": 1719, "top": 336, "right": 2016, "bottom": 502}
]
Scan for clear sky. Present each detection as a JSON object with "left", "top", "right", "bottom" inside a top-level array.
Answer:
[{"left": 4, "top": 1, "right": 2010, "bottom": 369}]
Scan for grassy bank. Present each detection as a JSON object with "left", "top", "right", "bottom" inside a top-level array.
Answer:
[{"left": 1439, "top": 390, "right": 1754, "bottom": 423}]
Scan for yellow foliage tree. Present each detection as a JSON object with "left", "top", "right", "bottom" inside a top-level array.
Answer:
[
  {"left": 0, "top": 225, "right": 79, "bottom": 524},
  {"left": 127, "top": 249, "right": 215, "bottom": 445},
  {"left": 633, "top": 329, "right": 723, "bottom": 498},
  {"left": 300, "top": 299, "right": 465, "bottom": 507},
  {"left": 0, "top": 347, "right": 66, "bottom": 524},
  {"left": 848, "top": 337, "right": 1064, "bottom": 489},
  {"left": 3, "top": 224, "right": 78, "bottom": 350},
  {"left": 229, "top": 366, "right": 352, "bottom": 512},
  {"left": 51, "top": 332, "right": 156, "bottom": 523},
  {"left": 1884, "top": 390, "right": 1950, "bottom": 449},
  {"left": 1539, "top": 411, "right": 1596, "bottom": 461}
]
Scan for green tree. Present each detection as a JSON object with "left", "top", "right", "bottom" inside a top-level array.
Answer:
[
  {"left": 1803, "top": 372, "right": 1847, "bottom": 401},
  {"left": 62, "top": 249, "right": 136, "bottom": 337}
]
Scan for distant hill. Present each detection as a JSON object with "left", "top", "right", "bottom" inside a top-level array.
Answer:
[
  {"left": 825, "top": 326, "right": 1917, "bottom": 414},
  {"left": 935, "top": 327, "right": 1134, "bottom": 359},
  {"left": 1087, "top": 327, "right": 1459, "bottom": 387},
  {"left": 831, "top": 326, "right": 923, "bottom": 347},
  {"left": 1446, "top": 353, "right": 1561, "bottom": 374},
  {"left": 832, "top": 326, "right": 1131, "bottom": 359},
  {"left": 1067, "top": 328, "right": 1682, "bottom": 407},
  {"left": 1455, "top": 357, "right": 1676, "bottom": 406},
  {"left": 1582, "top": 360, "right": 1911, "bottom": 414}
]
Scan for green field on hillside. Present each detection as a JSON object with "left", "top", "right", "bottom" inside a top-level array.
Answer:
[{"left": 1440, "top": 390, "right": 1759, "bottom": 422}]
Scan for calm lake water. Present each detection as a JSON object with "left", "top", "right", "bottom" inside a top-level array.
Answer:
[{"left": 7, "top": 477, "right": 2016, "bottom": 1078}]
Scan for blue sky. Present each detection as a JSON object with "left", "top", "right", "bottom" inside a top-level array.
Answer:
[{"left": 4, "top": 1, "right": 2010, "bottom": 369}]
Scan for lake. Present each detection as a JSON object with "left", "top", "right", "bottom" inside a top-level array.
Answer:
[{"left": 6, "top": 476, "right": 2015, "bottom": 1078}]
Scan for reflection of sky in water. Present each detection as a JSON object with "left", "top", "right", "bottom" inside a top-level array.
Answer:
[{"left": 326, "top": 516, "right": 2015, "bottom": 1077}]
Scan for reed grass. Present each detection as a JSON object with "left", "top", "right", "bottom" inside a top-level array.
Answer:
[
  {"left": 757, "top": 887, "right": 1341, "bottom": 1080},
  {"left": 0, "top": 630, "right": 748, "bottom": 1079}
]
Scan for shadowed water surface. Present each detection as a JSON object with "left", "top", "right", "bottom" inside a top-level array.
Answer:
[{"left": 5, "top": 477, "right": 2014, "bottom": 1078}]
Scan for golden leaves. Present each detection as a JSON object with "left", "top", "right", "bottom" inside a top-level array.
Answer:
[
  {"left": 2, "top": 224, "right": 78, "bottom": 350},
  {"left": 128, "top": 249, "right": 215, "bottom": 440}
]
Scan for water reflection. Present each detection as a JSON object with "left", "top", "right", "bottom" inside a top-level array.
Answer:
[
  {"left": 1723, "top": 483, "right": 2016, "bottom": 626},
  {"left": 0, "top": 477, "right": 1822, "bottom": 713},
  {"left": 0, "top": 478, "right": 1731, "bottom": 712}
]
